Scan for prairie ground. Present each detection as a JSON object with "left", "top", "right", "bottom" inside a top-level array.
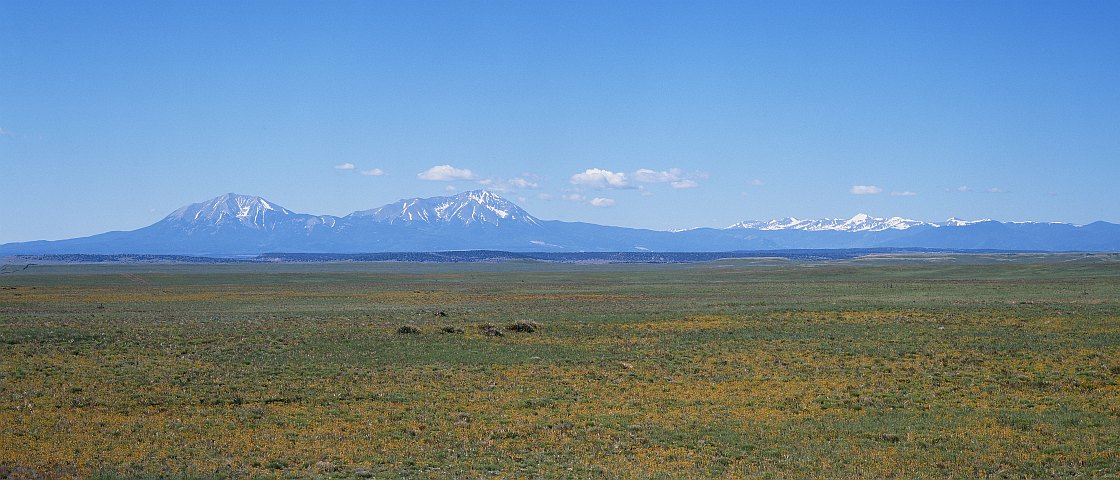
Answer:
[{"left": 1, "top": 257, "right": 1118, "bottom": 479}]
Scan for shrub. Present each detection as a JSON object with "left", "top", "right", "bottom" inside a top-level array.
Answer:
[
  {"left": 478, "top": 324, "right": 503, "bottom": 337},
  {"left": 507, "top": 321, "right": 541, "bottom": 333},
  {"left": 440, "top": 326, "right": 463, "bottom": 334},
  {"left": 397, "top": 325, "right": 420, "bottom": 334}
]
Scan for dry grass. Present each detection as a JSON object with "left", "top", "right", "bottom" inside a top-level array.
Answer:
[{"left": 0, "top": 261, "right": 1118, "bottom": 478}]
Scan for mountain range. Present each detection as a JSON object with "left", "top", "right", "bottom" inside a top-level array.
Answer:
[{"left": 2, "top": 190, "right": 1118, "bottom": 255}]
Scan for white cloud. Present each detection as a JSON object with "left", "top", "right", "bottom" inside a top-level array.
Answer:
[
  {"left": 633, "top": 167, "right": 704, "bottom": 189},
  {"left": 537, "top": 193, "right": 554, "bottom": 201},
  {"left": 750, "top": 179, "right": 765, "bottom": 186},
  {"left": 418, "top": 165, "right": 478, "bottom": 181},
  {"left": 956, "top": 186, "right": 973, "bottom": 193},
  {"left": 570, "top": 168, "right": 630, "bottom": 189},
  {"left": 890, "top": 191, "right": 917, "bottom": 197},
  {"left": 633, "top": 168, "right": 682, "bottom": 183},
  {"left": 486, "top": 174, "right": 542, "bottom": 191},
  {"left": 473, "top": 176, "right": 541, "bottom": 193},
  {"left": 987, "top": 187, "right": 1006, "bottom": 193},
  {"left": 849, "top": 185, "right": 883, "bottom": 195},
  {"left": 360, "top": 168, "right": 385, "bottom": 176},
  {"left": 334, "top": 163, "right": 355, "bottom": 170},
  {"left": 589, "top": 197, "right": 616, "bottom": 207},
  {"left": 563, "top": 193, "right": 586, "bottom": 202},
  {"left": 671, "top": 179, "right": 699, "bottom": 189},
  {"left": 507, "top": 177, "right": 539, "bottom": 189},
  {"left": 444, "top": 184, "right": 458, "bottom": 192}
]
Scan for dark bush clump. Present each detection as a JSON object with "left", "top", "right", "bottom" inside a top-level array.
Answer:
[
  {"left": 478, "top": 323, "right": 503, "bottom": 337},
  {"left": 440, "top": 325, "right": 464, "bottom": 334},
  {"left": 397, "top": 325, "right": 420, "bottom": 334},
  {"left": 507, "top": 321, "right": 541, "bottom": 333}
]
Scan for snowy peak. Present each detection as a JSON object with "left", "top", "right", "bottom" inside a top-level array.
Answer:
[
  {"left": 835, "top": 214, "right": 927, "bottom": 232},
  {"left": 350, "top": 190, "right": 541, "bottom": 227},
  {"left": 162, "top": 193, "right": 295, "bottom": 229},
  {"left": 940, "top": 217, "right": 993, "bottom": 227},
  {"left": 728, "top": 214, "right": 928, "bottom": 232}
]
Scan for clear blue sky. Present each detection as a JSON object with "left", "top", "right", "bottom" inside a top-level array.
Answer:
[{"left": 2, "top": 0, "right": 1118, "bottom": 243}]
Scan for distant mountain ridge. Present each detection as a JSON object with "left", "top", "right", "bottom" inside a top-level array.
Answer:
[
  {"left": 728, "top": 213, "right": 928, "bottom": 232},
  {"left": 725, "top": 213, "right": 1068, "bottom": 232},
  {"left": 349, "top": 190, "right": 540, "bottom": 226},
  {"left": 1, "top": 190, "right": 1117, "bottom": 255}
]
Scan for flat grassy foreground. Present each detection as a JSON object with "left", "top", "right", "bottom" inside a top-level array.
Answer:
[{"left": 1, "top": 258, "right": 1119, "bottom": 479}]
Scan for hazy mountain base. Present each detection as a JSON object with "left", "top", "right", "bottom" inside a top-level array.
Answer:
[
  {"left": 3, "top": 191, "right": 1119, "bottom": 255},
  {"left": 5, "top": 248, "right": 1106, "bottom": 268},
  {"left": 1, "top": 260, "right": 1118, "bottom": 478}
]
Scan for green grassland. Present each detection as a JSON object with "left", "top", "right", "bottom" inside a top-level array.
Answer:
[{"left": 1, "top": 256, "right": 1119, "bottom": 478}]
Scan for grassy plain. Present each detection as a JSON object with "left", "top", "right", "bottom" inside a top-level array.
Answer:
[{"left": 1, "top": 255, "right": 1119, "bottom": 479}]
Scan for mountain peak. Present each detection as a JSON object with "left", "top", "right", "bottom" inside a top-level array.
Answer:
[
  {"left": 162, "top": 193, "right": 294, "bottom": 229},
  {"left": 460, "top": 189, "right": 503, "bottom": 202},
  {"left": 941, "top": 217, "right": 992, "bottom": 227},
  {"left": 350, "top": 190, "right": 541, "bottom": 227},
  {"left": 728, "top": 214, "right": 927, "bottom": 232}
]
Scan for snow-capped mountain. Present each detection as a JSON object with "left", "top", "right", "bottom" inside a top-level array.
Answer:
[
  {"left": 349, "top": 190, "right": 540, "bottom": 227},
  {"left": 2, "top": 191, "right": 1117, "bottom": 255},
  {"left": 728, "top": 213, "right": 928, "bottom": 232},
  {"left": 162, "top": 193, "right": 294, "bottom": 229},
  {"left": 159, "top": 193, "right": 338, "bottom": 233},
  {"left": 940, "top": 217, "right": 993, "bottom": 227}
]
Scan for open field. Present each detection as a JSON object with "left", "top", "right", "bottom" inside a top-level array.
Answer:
[{"left": 2, "top": 256, "right": 1119, "bottom": 478}]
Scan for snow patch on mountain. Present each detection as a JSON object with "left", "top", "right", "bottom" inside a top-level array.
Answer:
[
  {"left": 164, "top": 193, "right": 296, "bottom": 230},
  {"left": 350, "top": 190, "right": 541, "bottom": 227},
  {"left": 940, "top": 217, "right": 993, "bottom": 227},
  {"left": 728, "top": 214, "right": 928, "bottom": 232}
]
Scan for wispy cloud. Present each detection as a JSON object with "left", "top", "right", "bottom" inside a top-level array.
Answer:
[
  {"left": 589, "top": 197, "right": 616, "bottom": 207},
  {"left": 360, "top": 168, "right": 385, "bottom": 176},
  {"left": 570, "top": 168, "right": 631, "bottom": 189},
  {"left": 633, "top": 168, "right": 682, "bottom": 183},
  {"left": 890, "top": 191, "right": 917, "bottom": 197},
  {"left": 955, "top": 186, "right": 973, "bottom": 193},
  {"left": 563, "top": 193, "right": 586, "bottom": 202},
  {"left": 483, "top": 175, "right": 541, "bottom": 193},
  {"left": 507, "top": 177, "right": 539, "bottom": 189},
  {"left": 634, "top": 167, "right": 704, "bottom": 189},
  {"left": 850, "top": 185, "right": 883, "bottom": 195},
  {"left": 0, "top": 127, "right": 15, "bottom": 138},
  {"left": 750, "top": 179, "right": 765, "bottom": 186},
  {"left": 334, "top": 163, "right": 355, "bottom": 170},
  {"left": 418, "top": 165, "right": 478, "bottom": 181},
  {"left": 987, "top": 187, "right": 1006, "bottom": 193},
  {"left": 671, "top": 179, "right": 699, "bottom": 189},
  {"left": 572, "top": 166, "right": 704, "bottom": 190}
]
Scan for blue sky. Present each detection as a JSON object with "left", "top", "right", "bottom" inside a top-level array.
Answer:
[{"left": 2, "top": 0, "right": 1118, "bottom": 243}]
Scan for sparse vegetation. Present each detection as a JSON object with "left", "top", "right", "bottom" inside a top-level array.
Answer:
[
  {"left": 479, "top": 323, "right": 504, "bottom": 337},
  {"left": 1, "top": 259, "right": 1118, "bottom": 478},
  {"left": 507, "top": 320, "right": 541, "bottom": 333}
]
